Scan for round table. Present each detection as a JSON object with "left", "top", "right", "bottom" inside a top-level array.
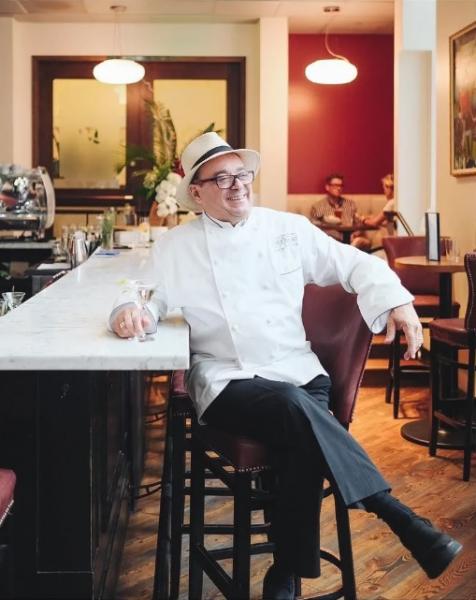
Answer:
[
  {"left": 394, "top": 255, "right": 465, "bottom": 448},
  {"left": 318, "top": 223, "right": 378, "bottom": 244},
  {"left": 395, "top": 255, "right": 465, "bottom": 318}
]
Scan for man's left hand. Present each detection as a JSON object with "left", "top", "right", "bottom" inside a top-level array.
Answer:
[{"left": 385, "top": 303, "right": 423, "bottom": 359}]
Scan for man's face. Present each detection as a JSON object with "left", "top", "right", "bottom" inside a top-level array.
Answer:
[
  {"left": 325, "top": 178, "right": 344, "bottom": 199},
  {"left": 189, "top": 154, "right": 253, "bottom": 224}
]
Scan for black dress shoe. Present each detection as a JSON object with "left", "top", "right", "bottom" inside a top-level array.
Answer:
[
  {"left": 399, "top": 516, "right": 463, "bottom": 579},
  {"left": 262, "top": 564, "right": 295, "bottom": 600}
]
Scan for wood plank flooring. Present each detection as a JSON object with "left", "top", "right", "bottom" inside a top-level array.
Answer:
[{"left": 116, "top": 380, "right": 476, "bottom": 600}]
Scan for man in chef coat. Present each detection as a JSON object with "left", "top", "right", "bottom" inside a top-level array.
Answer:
[{"left": 110, "top": 133, "right": 462, "bottom": 599}]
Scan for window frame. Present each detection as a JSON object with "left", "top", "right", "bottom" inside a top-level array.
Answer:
[{"left": 33, "top": 56, "right": 246, "bottom": 207}]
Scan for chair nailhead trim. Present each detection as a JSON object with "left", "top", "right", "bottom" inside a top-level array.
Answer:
[
  {"left": 0, "top": 499, "right": 14, "bottom": 527},
  {"left": 236, "top": 465, "right": 272, "bottom": 473}
]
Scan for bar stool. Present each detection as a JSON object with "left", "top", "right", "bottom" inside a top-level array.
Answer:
[
  {"left": 0, "top": 468, "right": 16, "bottom": 599},
  {"left": 382, "top": 236, "right": 459, "bottom": 417},
  {"left": 429, "top": 252, "right": 476, "bottom": 481},
  {"left": 153, "top": 373, "right": 235, "bottom": 600},
  {"left": 187, "top": 283, "right": 373, "bottom": 599}
]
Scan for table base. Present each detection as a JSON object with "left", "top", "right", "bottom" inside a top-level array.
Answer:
[{"left": 401, "top": 419, "right": 469, "bottom": 449}]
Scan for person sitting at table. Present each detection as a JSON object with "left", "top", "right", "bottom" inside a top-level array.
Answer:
[
  {"left": 310, "top": 173, "right": 371, "bottom": 250},
  {"left": 361, "top": 173, "right": 396, "bottom": 236},
  {"left": 110, "top": 133, "right": 462, "bottom": 600}
]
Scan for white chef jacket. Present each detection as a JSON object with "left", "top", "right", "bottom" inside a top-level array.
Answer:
[{"left": 112, "top": 208, "right": 413, "bottom": 421}]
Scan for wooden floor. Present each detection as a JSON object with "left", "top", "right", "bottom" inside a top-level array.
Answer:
[{"left": 116, "top": 380, "right": 476, "bottom": 600}]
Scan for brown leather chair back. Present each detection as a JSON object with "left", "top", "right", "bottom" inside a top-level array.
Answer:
[
  {"left": 464, "top": 252, "right": 476, "bottom": 331},
  {"left": 382, "top": 236, "right": 440, "bottom": 295},
  {"left": 302, "top": 284, "right": 372, "bottom": 426}
]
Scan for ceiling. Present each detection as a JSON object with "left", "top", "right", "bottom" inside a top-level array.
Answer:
[{"left": 0, "top": 0, "right": 394, "bottom": 33}]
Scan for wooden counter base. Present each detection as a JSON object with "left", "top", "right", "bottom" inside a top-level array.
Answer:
[{"left": 0, "top": 370, "right": 143, "bottom": 599}]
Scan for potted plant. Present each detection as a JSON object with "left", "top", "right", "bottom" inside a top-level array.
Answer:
[{"left": 119, "top": 99, "right": 220, "bottom": 228}]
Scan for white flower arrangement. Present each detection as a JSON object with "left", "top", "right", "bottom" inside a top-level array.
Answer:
[{"left": 155, "top": 172, "right": 182, "bottom": 217}]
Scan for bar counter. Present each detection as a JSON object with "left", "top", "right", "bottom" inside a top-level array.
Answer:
[
  {"left": 0, "top": 247, "right": 189, "bottom": 599},
  {"left": 0, "top": 246, "right": 189, "bottom": 370}
]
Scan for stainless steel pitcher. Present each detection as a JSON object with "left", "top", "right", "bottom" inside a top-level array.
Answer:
[{"left": 70, "top": 230, "right": 88, "bottom": 268}]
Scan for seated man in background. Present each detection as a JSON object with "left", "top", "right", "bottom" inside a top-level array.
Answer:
[
  {"left": 361, "top": 173, "right": 395, "bottom": 236},
  {"left": 310, "top": 173, "right": 370, "bottom": 250},
  {"left": 110, "top": 133, "right": 462, "bottom": 599}
]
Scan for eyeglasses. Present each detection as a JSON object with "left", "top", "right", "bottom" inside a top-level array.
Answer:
[
  {"left": 195, "top": 170, "right": 255, "bottom": 189},
  {"left": 328, "top": 182, "right": 343, "bottom": 188}
]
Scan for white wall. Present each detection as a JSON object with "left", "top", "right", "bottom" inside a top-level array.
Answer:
[
  {"left": 0, "top": 18, "right": 14, "bottom": 164},
  {"left": 436, "top": 1, "right": 476, "bottom": 307},
  {"left": 258, "top": 17, "right": 288, "bottom": 210},
  {"left": 394, "top": 0, "right": 437, "bottom": 233}
]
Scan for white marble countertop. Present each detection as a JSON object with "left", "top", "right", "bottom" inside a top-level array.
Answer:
[{"left": 0, "top": 247, "right": 190, "bottom": 371}]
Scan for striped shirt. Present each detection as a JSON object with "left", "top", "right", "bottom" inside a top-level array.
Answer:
[{"left": 310, "top": 195, "right": 358, "bottom": 241}]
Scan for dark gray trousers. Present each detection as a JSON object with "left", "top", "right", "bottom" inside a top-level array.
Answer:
[{"left": 202, "top": 375, "right": 389, "bottom": 577}]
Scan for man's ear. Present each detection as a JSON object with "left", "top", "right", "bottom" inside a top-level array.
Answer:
[{"left": 189, "top": 185, "right": 203, "bottom": 206}]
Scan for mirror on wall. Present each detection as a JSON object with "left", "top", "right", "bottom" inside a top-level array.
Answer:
[
  {"left": 52, "top": 80, "right": 127, "bottom": 189},
  {"left": 152, "top": 79, "right": 227, "bottom": 151}
]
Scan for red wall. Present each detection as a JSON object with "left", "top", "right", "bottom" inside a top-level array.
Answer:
[{"left": 289, "top": 34, "right": 394, "bottom": 194}]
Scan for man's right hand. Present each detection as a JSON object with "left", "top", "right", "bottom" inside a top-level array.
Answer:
[{"left": 111, "top": 306, "right": 152, "bottom": 339}]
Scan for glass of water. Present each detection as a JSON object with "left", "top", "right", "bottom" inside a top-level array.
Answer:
[
  {"left": 2, "top": 291, "right": 25, "bottom": 313},
  {"left": 131, "top": 281, "right": 155, "bottom": 342}
]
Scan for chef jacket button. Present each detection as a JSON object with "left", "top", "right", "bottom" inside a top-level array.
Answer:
[
  {"left": 231, "top": 324, "right": 238, "bottom": 332},
  {"left": 266, "top": 318, "right": 273, "bottom": 325},
  {"left": 222, "top": 291, "right": 229, "bottom": 298}
]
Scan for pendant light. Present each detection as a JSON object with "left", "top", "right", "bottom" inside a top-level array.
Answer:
[
  {"left": 93, "top": 5, "right": 145, "bottom": 85},
  {"left": 305, "top": 6, "right": 358, "bottom": 85}
]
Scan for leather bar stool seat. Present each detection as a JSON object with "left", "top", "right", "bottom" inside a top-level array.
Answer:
[
  {"left": 0, "top": 470, "right": 15, "bottom": 528},
  {"left": 429, "top": 318, "right": 469, "bottom": 347},
  {"left": 0, "top": 468, "right": 16, "bottom": 599}
]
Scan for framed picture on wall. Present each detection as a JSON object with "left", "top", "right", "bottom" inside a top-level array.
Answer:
[{"left": 450, "top": 21, "right": 476, "bottom": 176}]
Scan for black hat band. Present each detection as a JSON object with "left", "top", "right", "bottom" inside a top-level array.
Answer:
[{"left": 192, "top": 145, "right": 233, "bottom": 169}]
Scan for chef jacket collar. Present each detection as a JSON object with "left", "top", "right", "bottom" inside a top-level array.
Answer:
[{"left": 202, "top": 210, "right": 252, "bottom": 230}]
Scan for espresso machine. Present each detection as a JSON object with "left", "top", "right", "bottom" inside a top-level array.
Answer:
[{"left": 0, "top": 165, "right": 55, "bottom": 240}]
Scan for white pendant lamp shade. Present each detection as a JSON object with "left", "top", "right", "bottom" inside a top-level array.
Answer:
[
  {"left": 93, "top": 58, "right": 145, "bottom": 85},
  {"left": 305, "top": 58, "right": 357, "bottom": 85},
  {"left": 93, "top": 5, "right": 144, "bottom": 85}
]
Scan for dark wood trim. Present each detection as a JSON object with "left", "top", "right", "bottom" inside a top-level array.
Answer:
[{"left": 32, "top": 56, "right": 246, "bottom": 207}]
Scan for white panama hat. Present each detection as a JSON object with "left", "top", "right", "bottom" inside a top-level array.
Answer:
[{"left": 176, "top": 132, "right": 260, "bottom": 212}]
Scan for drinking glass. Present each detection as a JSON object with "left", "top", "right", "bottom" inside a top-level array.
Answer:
[
  {"left": 0, "top": 299, "right": 7, "bottom": 317},
  {"left": 100, "top": 212, "right": 114, "bottom": 250},
  {"left": 130, "top": 281, "right": 155, "bottom": 342},
  {"left": 138, "top": 217, "right": 151, "bottom": 246},
  {"left": 444, "top": 238, "right": 460, "bottom": 262},
  {"left": 2, "top": 291, "right": 25, "bottom": 312}
]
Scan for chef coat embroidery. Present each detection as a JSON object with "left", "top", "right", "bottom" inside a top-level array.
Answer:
[{"left": 273, "top": 233, "right": 301, "bottom": 274}]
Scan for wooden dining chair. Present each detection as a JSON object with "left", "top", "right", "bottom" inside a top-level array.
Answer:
[
  {"left": 429, "top": 252, "right": 476, "bottom": 481},
  {"left": 382, "top": 236, "right": 459, "bottom": 417}
]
